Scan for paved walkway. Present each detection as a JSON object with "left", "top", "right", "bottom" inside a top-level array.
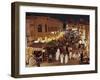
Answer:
[
  {"left": 26, "top": 59, "right": 80, "bottom": 67},
  {"left": 40, "top": 59, "right": 80, "bottom": 67}
]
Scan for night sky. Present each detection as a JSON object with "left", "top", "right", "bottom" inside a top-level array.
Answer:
[{"left": 26, "top": 12, "right": 89, "bottom": 23}]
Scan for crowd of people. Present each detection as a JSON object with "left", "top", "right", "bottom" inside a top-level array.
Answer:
[
  {"left": 26, "top": 29, "right": 89, "bottom": 67},
  {"left": 45, "top": 39, "right": 88, "bottom": 65}
]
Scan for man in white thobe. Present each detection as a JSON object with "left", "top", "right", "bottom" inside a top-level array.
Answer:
[
  {"left": 60, "top": 53, "right": 64, "bottom": 64},
  {"left": 65, "top": 54, "right": 68, "bottom": 64},
  {"left": 69, "top": 51, "right": 72, "bottom": 60},
  {"left": 56, "top": 48, "right": 60, "bottom": 61}
]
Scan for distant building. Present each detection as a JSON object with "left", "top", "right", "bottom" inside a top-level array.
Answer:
[
  {"left": 65, "top": 19, "right": 89, "bottom": 41},
  {"left": 26, "top": 16, "right": 63, "bottom": 46}
]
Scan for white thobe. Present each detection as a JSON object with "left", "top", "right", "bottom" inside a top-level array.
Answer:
[
  {"left": 65, "top": 54, "right": 68, "bottom": 64},
  {"left": 69, "top": 52, "right": 72, "bottom": 59},
  {"left": 56, "top": 48, "right": 60, "bottom": 61},
  {"left": 60, "top": 54, "right": 64, "bottom": 64}
]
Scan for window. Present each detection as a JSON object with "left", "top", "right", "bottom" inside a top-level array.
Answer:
[
  {"left": 45, "top": 24, "right": 47, "bottom": 32},
  {"left": 38, "top": 24, "right": 42, "bottom": 32}
]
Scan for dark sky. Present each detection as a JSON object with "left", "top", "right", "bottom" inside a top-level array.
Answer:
[{"left": 26, "top": 12, "right": 89, "bottom": 23}]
